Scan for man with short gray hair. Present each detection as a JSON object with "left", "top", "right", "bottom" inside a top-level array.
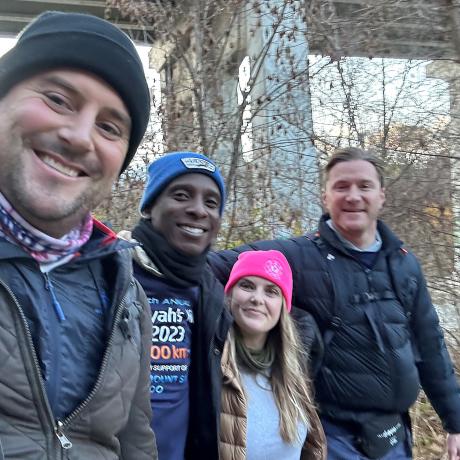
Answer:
[{"left": 210, "top": 147, "right": 460, "bottom": 459}]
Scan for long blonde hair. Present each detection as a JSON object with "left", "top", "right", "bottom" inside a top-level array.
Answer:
[{"left": 227, "top": 296, "right": 317, "bottom": 443}]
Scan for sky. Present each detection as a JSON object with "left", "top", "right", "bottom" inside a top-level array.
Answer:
[
  {"left": 309, "top": 55, "right": 450, "bottom": 145},
  {"left": 0, "top": 37, "right": 15, "bottom": 55}
]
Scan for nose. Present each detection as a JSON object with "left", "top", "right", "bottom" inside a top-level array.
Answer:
[
  {"left": 58, "top": 111, "right": 95, "bottom": 153},
  {"left": 186, "top": 197, "right": 208, "bottom": 218},
  {"left": 250, "top": 288, "right": 264, "bottom": 305},
  {"left": 345, "top": 184, "right": 361, "bottom": 202}
]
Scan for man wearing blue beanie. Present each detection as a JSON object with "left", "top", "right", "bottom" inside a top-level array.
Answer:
[
  {"left": 120, "top": 151, "right": 231, "bottom": 460},
  {"left": 0, "top": 11, "right": 156, "bottom": 460}
]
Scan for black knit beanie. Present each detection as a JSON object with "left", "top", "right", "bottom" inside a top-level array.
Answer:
[{"left": 0, "top": 11, "right": 151, "bottom": 173}]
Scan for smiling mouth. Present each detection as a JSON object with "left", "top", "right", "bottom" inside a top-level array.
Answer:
[
  {"left": 179, "top": 225, "right": 206, "bottom": 236},
  {"left": 243, "top": 308, "right": 265, "bottom": 316},
  {"left": 38, "top": 153, "right": 82, "bottom": 178}
]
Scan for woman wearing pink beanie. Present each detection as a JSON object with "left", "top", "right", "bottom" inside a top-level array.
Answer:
[{"left": 219, "top": 250, "right": 326, "bottom": 460}]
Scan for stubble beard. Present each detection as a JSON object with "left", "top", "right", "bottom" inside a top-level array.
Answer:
[{"left": 0, "top": 154, "right": 112, "bottom": 229}]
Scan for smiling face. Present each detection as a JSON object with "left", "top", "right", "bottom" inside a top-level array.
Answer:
[
  {"left": 0, "top": 69, "right": 130, "bottom": 237},
  {"left": 323, "top": 159, "right": 385, "bottom": 248},
  {"left": 229, "top": 275, "right": 284, "bottom": 351},
  {"left": 148, "top": 173, "right": 222, "bottom": 256}
]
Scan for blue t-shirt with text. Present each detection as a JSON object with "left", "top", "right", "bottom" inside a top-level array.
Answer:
[{"left": 134, "top": 265, "right": 198, "bottom": 460}]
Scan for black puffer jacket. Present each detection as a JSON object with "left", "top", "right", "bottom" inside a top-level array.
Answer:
[
  {"left": 209, "top": 215, "right": 460, "bottom": 433},
  {"left": 291, "top": 307, "right": 324, "bottom": 377}
]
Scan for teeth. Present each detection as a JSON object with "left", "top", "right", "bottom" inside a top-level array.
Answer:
[
  {"left": 41, "top": 155, "right": 79, "bottom": 177},
  {"left": 180, "top": 225, "right": 204, "bottom": 235}
]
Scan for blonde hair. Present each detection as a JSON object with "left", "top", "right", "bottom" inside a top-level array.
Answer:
[{"left": 227, "top": 295, "right": 317, "bottom": 443}]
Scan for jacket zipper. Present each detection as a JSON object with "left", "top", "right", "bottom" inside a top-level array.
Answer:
[
  {"left": 0, "top": 279, "right": 67, "bottom": 451},
  {"left": 0, "top": 278, "right": 132, "bottom": 451},
  {"left": 55, "top": 421, "right": 72, "bottom": 449},
  {"left": 43, "top": 272, "right": 64, "bottom": 418},
  {"left": 57, "top": 281, "right": 132, "bottom": 431}
]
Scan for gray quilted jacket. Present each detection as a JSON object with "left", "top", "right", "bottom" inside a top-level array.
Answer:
[{"left": 0, "top": 239, "right": 157, "bottom": 460}]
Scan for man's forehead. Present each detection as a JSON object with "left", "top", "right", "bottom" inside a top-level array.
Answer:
[
  {"left": 327, "top": 160, "right": 380, "bottom": 181},
  {"left": 32, "top": 68, "right": 119, "bottom": 96},
  {"left": 167, "top": 173, "right": 221, "bottom": 194},
  {"left": 25, "top": 69, "right": 131, "bottom": 126}
]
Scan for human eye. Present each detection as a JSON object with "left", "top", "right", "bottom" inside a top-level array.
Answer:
[
  {"left": 266, "top": 286, "right": 281, "bottom": 297},
  {"left": 206, "top": 197, "right": 220, "bottom": 209},
  {"left": 97, "top": 120, "right": 123, "bottom": 140},
  {"left": 172, "top": 190, "right": 190, "bottom": 201},
  {"left": 333, "top": 182, "right": 348, "bottom": 191},
  {"left": 238, "top": 279, "right": 254, "bottom": 291},
  {"left": 44, "top": 92, "right": 73, "bottom": 111}
]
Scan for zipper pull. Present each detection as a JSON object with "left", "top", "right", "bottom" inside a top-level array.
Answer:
[
  {"left": 43, "top": 273, "right": 66, "bottom": 322},
  {"left": 55, "top": 421, "right": 72, "bottom": 449}
]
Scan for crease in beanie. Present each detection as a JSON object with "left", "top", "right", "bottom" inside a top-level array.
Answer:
[
  {"left": 139, "top": 151, "right": 226, "bottom": 216},
  {"left": 224, "top": 250, "right": 293, "bottom": 312},
  {"left": 0, "top": 11, "right": 151, "bottom": 173}
]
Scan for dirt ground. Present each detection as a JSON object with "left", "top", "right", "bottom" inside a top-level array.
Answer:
[
  {"left": 412, "top": 341, "right": 459, "bottom": 460},
  {"left": 412, "top": 393, "right": 447, "bottom": 459}
]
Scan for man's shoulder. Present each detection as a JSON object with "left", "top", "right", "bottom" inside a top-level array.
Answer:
[
  {"left": 387, "top": 245, "right": 422, "bottom": 280},
  {"left": 78, "top": 222, "right": 135, "bottom": 263},
  {"left": 246, "top": 234, "right": 318, "bottom": 255},
  {"left": 208, "top": 234, "right": 319, "bottom": 275},
  {"left": 201, "top": 264, "right": 225, "bottom": 302},
  {"left": 203, "top": 263, "right": 223, "bottom": 283},
  {"left": 379, "top": 223, "right": 421, "bottom": 270}
]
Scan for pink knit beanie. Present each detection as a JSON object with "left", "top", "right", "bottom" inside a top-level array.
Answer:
[{"left": 224, "top": 250, "right": 293, "bottom": 312}]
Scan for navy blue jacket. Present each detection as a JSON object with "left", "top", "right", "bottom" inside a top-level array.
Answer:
[{"left": 209, "top": 215, "right": 460, "bottom": 433}]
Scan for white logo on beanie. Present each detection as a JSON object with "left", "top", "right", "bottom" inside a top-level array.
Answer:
[
  {"left": 181, "top": 157, "right": 216, "bottom": 172},
  {"left": 264, "top": 259, "right": 283, "bottom": 280}
]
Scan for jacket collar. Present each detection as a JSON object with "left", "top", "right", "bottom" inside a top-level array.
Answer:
[
  {"left": 0, "top": 217, "right": 135, "bottom": 264},
  {"left": 221, "top": 340, "right": 243, "bottom": 392},
  {"left": 317, "top": 214, "right": 402, "bottom": 254}
]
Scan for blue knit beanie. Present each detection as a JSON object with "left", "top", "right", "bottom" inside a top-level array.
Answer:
[{"left": 140, "top": 152, "right": 226, "bottom": 215}]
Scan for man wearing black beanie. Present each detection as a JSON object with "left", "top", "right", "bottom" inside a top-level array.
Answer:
[{"left": 0, "top": 11, "right": 156, "bottom": 460}]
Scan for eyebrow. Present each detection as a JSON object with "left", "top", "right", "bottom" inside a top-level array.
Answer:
[
  {"left": 41, "top": 75, "right": 79, "bottom": 96},
  {"left": 106, "top": 107, "right": 132, "bottom": 131},
  {"left": 239, "top": 278, "right": 254, "bottom": 285},
  {"left": 266, "top": 283, "right": 280, "bottom": 290},
  {"left": 40, "top": 75, "right": 132, "bottom": 131},
  {"left": 168, "top": 183, "right": 222, "bottom": 199}
]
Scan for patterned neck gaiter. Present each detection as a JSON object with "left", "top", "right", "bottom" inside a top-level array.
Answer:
[{"left": 0, "top": 192, "right": 93, "bottom": 264}]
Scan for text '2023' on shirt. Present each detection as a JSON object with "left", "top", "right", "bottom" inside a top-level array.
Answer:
[{"left": 134, "top": 265, "right": 199, "bottom": 460}]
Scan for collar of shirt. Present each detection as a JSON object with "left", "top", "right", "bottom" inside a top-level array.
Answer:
[{"left": 326, "top": 219, "right": 382, "bottom": 253}]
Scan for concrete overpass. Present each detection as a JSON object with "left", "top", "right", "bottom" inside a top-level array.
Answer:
[
  {"left": 0, "top": 1, "right": 458, "bottom": 60},
  {"left": 0, "top": 0, "right": 154, "bottom": 42},
  {"left": 304, "top": 0, "right": 459, "bottom": 61}
]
